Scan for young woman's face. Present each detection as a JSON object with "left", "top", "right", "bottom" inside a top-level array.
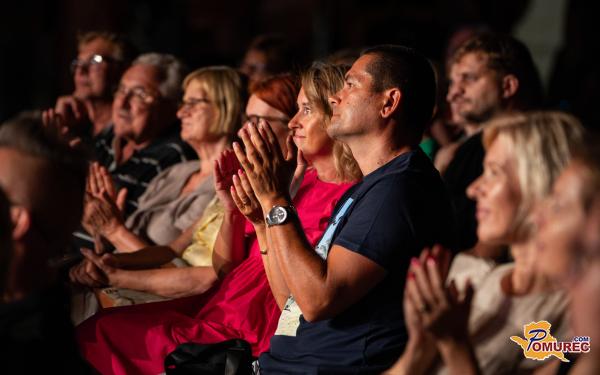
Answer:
[
  {"left": 288, "top": 88, "right": 334, "bottom": 159},
  {"left": 467, "top": 135, "right": 521, "bottom": 244},
  {"left": 535, "top": 162, "right": 587, "bottom": 283}
]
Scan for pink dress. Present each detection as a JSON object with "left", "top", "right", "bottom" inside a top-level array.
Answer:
[{"left": 76, "top": 169, "right": 354, "bottom": 375}]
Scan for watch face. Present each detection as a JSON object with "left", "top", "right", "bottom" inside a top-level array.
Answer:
[{"left": 269, "top": 206, "right": 288, "bottom": 225}]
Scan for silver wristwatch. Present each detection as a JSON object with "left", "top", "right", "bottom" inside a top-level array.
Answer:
[{"left": 265, "top": 205, "right": 296, "bottom": 227}]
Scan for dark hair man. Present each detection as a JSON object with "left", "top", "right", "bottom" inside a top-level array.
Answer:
[{"left": 443, "top": 33, "right": 543, "bottom": 251}]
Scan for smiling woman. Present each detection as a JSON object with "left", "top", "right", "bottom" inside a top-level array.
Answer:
[
  {"left": 75, "top": 64, "right": 361, "bottom": 375},
  {"left": 389, "top": 111, "right": 585, "bottom": 375},
  {"left": 70, "top": 66, "right": 246, "bottom": 324}
]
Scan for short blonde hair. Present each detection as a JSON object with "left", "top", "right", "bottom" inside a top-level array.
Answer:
[
  {"left": 483, "top": 111, "right": 584, "bottom": 241},
  {"left": 183, "top": 66, "right": 246, "bottom": 140},
  {"left": 301, "top": 62, "right": 362, "bottom": 182}
]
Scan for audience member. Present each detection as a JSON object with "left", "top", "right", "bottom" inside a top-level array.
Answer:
[
  {"left": 76, "top": 64, "right": 360, "bottom": 375},
  {"left": 52, "top": 31, "right": 136, "bottom": 144},
  {"left": 84, "top": 66, "right": 245, "bottom": 249},
  {"left": 239, "top": 34, "right": 294, "bottom": 88},
  {"left": 388, "top": 111, "right": 583, "bottom": 375},
  {"left": 567, "top": 190, "right": 600, "bottom": 375},
  {"left": 440, "top": 33, "right": 543, "bottom": 252},
  {"left": 0, "top": 114, "right": 90, "bottom": 373},
  {"left": 535, "top": 134, "right": 600, "bottom": 374},
  {"left": 244, "top": 45, "right": 455, "bottom": 373},
  {"left": 69, "top": 66, "right": 245, "bottom": 321},
  {"left": 70, "top": 75, "right": 289, "bottom": 305},
  {"left": 73, "top": 53, "right": 196, "bottom": 253}
]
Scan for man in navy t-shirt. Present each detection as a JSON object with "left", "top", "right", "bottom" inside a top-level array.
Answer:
[{"left": 236, "top": 45, "right": 455, "bottom": 373}]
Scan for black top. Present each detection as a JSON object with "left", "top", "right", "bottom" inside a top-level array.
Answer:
[
  {"left": 259, "top": 149, "right": 455, "bottom": 374},
  {"left": 442, "top": 132, "right": 485, "bottom": 251},
  {"left": 0, "top": 285, "right": 91, "bottom": 374}
]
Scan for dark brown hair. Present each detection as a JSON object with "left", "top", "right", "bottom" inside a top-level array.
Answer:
[
  {"left": 361, "top": 45, "right": 437, "bottom": 143},
  {"left": 449, "top": 33, "right": 543, "bottom": 110}
]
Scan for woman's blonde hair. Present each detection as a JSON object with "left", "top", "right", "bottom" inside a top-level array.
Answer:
[
  {"left": 182, "top": 66, "right": 246, "bottom": 141},
  {"left": 483, "top": 111, "right": 584, "bottom": 242},
  {"left": 301, "top": 62, "right": 362, "bottom": 182}
]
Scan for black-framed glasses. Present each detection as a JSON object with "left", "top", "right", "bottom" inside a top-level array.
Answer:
[
  {"left": 178, "top": 98, "right": 211, "bottom": 112},
  {"left": 114, "top": 85, "right": 159, "bottom": 106},
  {"left": 70, "top": 54, "right": 114, "bottom": 74},
  {"left": 243, "top": 114, "right": 290, "bottom": 125}
]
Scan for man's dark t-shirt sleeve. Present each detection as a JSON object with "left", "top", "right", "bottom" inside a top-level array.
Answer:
[{"left": 333, "top": 175, "right": 417, "bottom": 270}]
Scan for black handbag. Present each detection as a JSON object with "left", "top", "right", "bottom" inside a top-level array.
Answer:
[{"left": 164, "top": 339, "right": 254, "bottom": 375}]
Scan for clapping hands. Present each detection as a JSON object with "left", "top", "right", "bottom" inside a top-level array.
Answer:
[
  {"left": 82, "top": 162, "right": 127, "bottom": 237},
  {"left": 232, "top": 119, "right": 298, "bottom": 210},
  {"left": 404, "top": 245, "right": 474, "bottom": 343}
]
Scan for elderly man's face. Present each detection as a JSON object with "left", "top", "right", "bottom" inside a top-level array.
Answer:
[
  {"left": 112, "top": 64, "right": 171, "bottom": 144},
  {"left": 73, "top": 37, "right": 119, "bottom": 100}
]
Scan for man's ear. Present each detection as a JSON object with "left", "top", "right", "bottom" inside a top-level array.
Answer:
[
  {"left": 380, "top": 88, "right": 402, "bottom": 119},
  {"left": 502, "top": 74, "right": 519, "bottom": 100},
  {"left": 10, "top": 206, "right": 31, "bottom": 241}
]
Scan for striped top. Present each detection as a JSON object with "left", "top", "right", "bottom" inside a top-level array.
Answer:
[{"left": 94, "top": 125, "right": 196, "bottom": 217}]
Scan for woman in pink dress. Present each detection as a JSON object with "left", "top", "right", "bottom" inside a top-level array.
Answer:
[{"left": 76, "top": 64, "right": 361, "bottom": 375}]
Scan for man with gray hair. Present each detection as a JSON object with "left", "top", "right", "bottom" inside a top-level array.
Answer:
[
  {"left": 92, "top": 52, "right": 195, "bottom": 217},
  {"left": 73, "top": 53, "right": 195, "bottom": 249}
]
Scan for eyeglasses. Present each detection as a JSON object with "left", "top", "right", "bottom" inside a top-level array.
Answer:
[
  {"left": 114, "top": 85, "right": 159, "bottom": 106},
  {"left": 243, "top": 114, "right": 289, "bottom": 125},
  {"left": 178, "top": 98, "right": 211, "bottom": 112},
  {"left": 70, "top": 54, "right": 114, "bottom": 74}
]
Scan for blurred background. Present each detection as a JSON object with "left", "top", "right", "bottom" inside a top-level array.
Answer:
[{"left": 1, "top": 0, "right": 598, "bottom": 129}]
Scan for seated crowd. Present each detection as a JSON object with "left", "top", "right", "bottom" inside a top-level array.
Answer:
[{"left": 0, "top": 29, "right": 599, "bottom": 375}]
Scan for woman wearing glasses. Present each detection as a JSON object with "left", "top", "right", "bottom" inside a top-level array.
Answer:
[
  {"left": 70, "top": 74, "right": 299, "bottom": 308},
  {"left": 76, "top": 64, "right": 361, "bottom": 375},
  {"left": 70, "top": 67, "right": 244, "bottom": 311}
]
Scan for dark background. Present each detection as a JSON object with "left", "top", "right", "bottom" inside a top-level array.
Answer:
[{"left": 1, "top": 0, "right": 598, "bottom": 128}]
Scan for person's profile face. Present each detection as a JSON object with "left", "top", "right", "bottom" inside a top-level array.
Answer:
[
  {"left": 73, "top": 38, "right": 118, "bottom": 100},
  {"left": 447, "top": 52, "right": 503, "bottom": 126},
  {"left": 112, "top": 64, "right": 165, "bottom": 144},
  {"left": 466, "top": 135, "right": 521, "bottom": 244},
  {"left": 288, "top": 88, "right": 333, "bottom": 159},
  {"left": 327, "top": 54, "right": 380, "bottom": 141},
  {"left": 177, "top": 80, "right": 220, "bottom": 146}
]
